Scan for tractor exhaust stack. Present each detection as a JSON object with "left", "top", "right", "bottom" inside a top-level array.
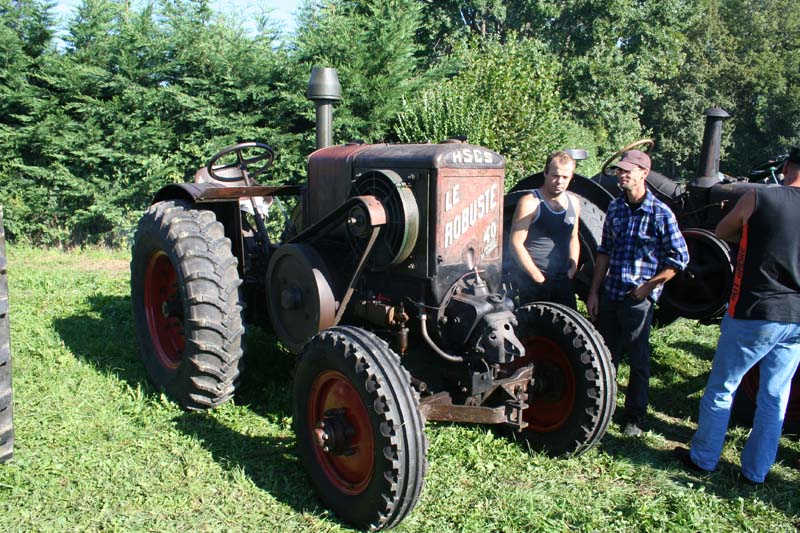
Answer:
[
  {"left": 307, "top": 67, "right": 342, "bottom": 149},
  {"left": 693, "top": 107, "right": 730, "bottom": 187}
]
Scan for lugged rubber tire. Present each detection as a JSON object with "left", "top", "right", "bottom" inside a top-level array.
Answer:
[
  {"left": 0, "top": 207, "right": 13, "bottom": 463},
  {"left": 511, "top": 302, "right": 616, "bottom": 456},
  {"left": 293, "top": 326, "right": 427, "bottom": 531},
  {"left": 131, "top": 200, "right": 244, "bottom": 410}
]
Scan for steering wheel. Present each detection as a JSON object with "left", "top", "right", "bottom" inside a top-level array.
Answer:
[
  {"left": 600, "top": 138, "right": 655, "bottom": 175},
  {"left": 207, "top": 141, "right": 275, "bottom": 183}
]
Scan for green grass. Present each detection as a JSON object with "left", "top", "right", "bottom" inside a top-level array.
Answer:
[{"left": 1, "top": 246, "right": 798, "bottom": 532}]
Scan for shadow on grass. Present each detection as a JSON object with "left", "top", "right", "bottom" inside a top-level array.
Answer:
[
  {"left": 647, "top": 370, "right": 708, "bottom": 421},
  {"left": 235, "top": 324, "right": 296, "bottom": 420},
  {"left": 53, "top": 294, "right": 151, "bottom": 391},
  {"left": 600, "top": 415, "right": 800, "bottom": 519},
  {"left": 53, "top": 294, "right": 297, "bottom": 419},
  {"left": 53, "top": 293, "right": 340, "bottom": 523},
  {"left": 669, "top": 340, "right": 716, "bottom": 361},
  {"left": 171, "top": 412, "right": 328, "bottom": 519}
]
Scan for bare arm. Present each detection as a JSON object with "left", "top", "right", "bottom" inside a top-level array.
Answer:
[
  {"left": 509, "top": 193, "right": 546, "bottom": 284},
  {"left": 567, "top": 193, "right": 580, "bottom": 279},
  {"left": 716, "top": 190, "right": 756, "bottom": 243}
]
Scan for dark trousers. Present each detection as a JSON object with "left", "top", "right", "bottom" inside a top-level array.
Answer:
[
  {"left": 596, "top": 293, "right": 654, "bottom": 423},
  {"left": 517, "top": 274, "right": 577, "bottom": 310}
]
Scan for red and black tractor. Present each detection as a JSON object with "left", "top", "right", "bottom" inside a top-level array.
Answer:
[{"left": 130, "top": 68, "right": 616, "bottom": 530}]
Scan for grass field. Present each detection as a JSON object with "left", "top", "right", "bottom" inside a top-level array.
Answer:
[{"left": 1, "top": 245, "right": 798, "bottom": 532}]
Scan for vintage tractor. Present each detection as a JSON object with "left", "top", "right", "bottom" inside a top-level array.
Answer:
[
  {"left": 503, "top": 108, "right": 799, "bottom": 434},
  {"left": 130, "top": 68, "right": 616, "bottom": 530},
  {"left": 0, "top": 207, "right": 13, "bottom": 463}
]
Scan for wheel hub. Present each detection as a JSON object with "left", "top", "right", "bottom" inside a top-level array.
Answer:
[
  {"left": 314, "top": 408, "right": 356, "bottom": 455},
  {"left": 143, "top": 251, "right": 185, "bottom": 368},
  {"left": 280, "top": 287, "right": 302, "bottom": 310},
  {"left": 518, "top": 335, "right": 576, "bottom": 432},
  {"left": 531, "top": 362, "right": 567, "bottom": 401}
]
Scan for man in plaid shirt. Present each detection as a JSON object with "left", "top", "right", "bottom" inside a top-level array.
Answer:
[{"left": 587, "top": 150, "right": 689, "bottom": 437}]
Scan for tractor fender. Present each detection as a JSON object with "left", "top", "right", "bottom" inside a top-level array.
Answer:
[
  {"left": 152, "top": 182, "right": 227, "bottom": 205},
  {"left": 152, "top": 182, "right": 302, "bottom": 205}
]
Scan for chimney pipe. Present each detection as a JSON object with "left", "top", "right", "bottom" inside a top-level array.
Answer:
[
  {"left": 307, "top": 67, "right": 342, "bottom": 149},
  {"left": 693, "top": 107, "right": 730, "bottom": 187}
]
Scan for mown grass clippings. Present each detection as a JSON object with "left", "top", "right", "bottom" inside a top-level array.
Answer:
[{"left": 0, "top": 245, "right": 798, "bottom": 532}]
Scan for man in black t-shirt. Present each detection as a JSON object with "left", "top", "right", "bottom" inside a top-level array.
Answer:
[{"left": 677, "top": 147, "right": 800, "bottom": 484}]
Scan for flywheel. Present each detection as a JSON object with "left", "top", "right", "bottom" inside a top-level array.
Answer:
[
  {"left": 267, "top": 243, "right": 337, "bottom": 353},
  {"left": 659, "top": 228, "right": 733, "bottom": 321}
]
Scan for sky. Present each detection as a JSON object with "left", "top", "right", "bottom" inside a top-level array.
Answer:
[{"left": 51, "top": 0, "right": 302, "bottom": 34}]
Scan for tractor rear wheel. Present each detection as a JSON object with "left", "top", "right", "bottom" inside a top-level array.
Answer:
[
  {"left": 510, "top": 302, "right": 616, "bottom": 456},
  {"left": 732, "top": 366, "right": 800, "bottom": 434},
  {"left": 0, "top": 208, "right": 13, "bottom": 463},
  {"left": 131, "top": 200, "right": 244, "bottom": 410},
  {"left": 293, "top": 326, "right": 427, "bottom": 531}
]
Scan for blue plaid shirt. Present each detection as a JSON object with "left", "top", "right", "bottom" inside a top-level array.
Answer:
[{"left": 597, "top": 190, "right": 689, "bottom": 302}]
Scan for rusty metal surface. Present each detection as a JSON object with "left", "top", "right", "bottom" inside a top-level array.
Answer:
[
  {"left": 288, "top": 195, "right": 386, "bottom": 245},
  {"left": 418, "top": 366, "right": 533, "bottom": 425},
  {"left": 358, "top": 195, "right": 388, "bottom": 226},
  {"left": 153, "top": 182, "right": 301, "bottom": 204},
  {"left": 334, "top": 226, "right": 380, "bottom": 326},
  {"left": 307, "top": 144, "right": 373, "bottom": 225},
  {"left": 198, "top": 184, "right": 302, "bottom": 200},
  {"left": 418, "top": 393, "right": 507, "bottom": 424},
  {"left": 434, "top": 169, "right": 504, "bottom": 266},
  {"left": 348, "top": 143, "right": 504, "bottom": 171},
  {"left": 266, "top": 243, "right": 337, "bottom": 353}
]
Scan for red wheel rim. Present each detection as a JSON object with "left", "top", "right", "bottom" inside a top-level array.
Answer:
[
  {"left": 741, "top": 367, "right": 800, "bottom": 423},
  {"left": 308, "top": 370, "right": 374, "bottom": 495},
  {"left": 519, "top": 336, "right": 576, "bottom": 432},
  {"left": 143, "top": 251, "right": 185, "bottom": 368}
]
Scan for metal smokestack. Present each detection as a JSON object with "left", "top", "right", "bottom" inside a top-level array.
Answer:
[
  {"left": 694, "top": 107, "right": 730, "bottom": 187},
  {"left": 307, "top": 67, "right": 342, "bottom": 149}
]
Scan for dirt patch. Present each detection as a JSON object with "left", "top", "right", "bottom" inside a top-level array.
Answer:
[
  {"left": 80, "top": 258, "right": 130, "bottom": 274},
  {"left": 13, "top": 249, "right": 130, "bottom": 275}
]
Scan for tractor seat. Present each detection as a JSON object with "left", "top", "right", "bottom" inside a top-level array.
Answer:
[
  {"left": 193, "top": 167, "right": 273, "bottom": 217},
  {"left": 194, "top": 166, "right": 252, "bottom": 187}
]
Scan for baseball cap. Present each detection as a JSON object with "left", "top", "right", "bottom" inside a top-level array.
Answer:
[{"left": 614, "top": 150, "right": 651, "bottom": 171}]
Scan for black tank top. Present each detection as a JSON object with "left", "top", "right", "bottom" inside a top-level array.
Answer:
[
  {"left": 728, "top": 186, "right": 800, "bottom": 322},
  {"left": 523, "top": 190, "right": 576, "bottom": 277}
]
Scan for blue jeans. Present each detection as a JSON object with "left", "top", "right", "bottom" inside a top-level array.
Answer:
[
  {"left": 690, "top": 314, "right": 800, "bottom": 482},
  {"left": 596, "top": 294, "right": 654, "bottom": 423}
]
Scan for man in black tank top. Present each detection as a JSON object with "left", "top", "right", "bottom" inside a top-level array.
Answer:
[
  {"left": 509, "top": 151, "right": 580, "bottom": 309},
  {"left": 679, "top": 147, "right": 800, "bottom": 484}
]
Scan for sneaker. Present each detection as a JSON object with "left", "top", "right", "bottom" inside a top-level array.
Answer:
[
  {"left": 623, "top": 422, "right": 643, "bottom": 437},
  {"left": 673, "top": 446, "right": 715, "bottom": 474}
]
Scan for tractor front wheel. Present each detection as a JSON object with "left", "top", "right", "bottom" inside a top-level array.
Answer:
[
  {"left": 293, "top": 326, "right": 427, "bottom": 530},
  {"left": 511, "top": 302, "right": 616, "bottom": 456},
  {"left": 131, "top": 200, "right": 244, "bottom": 410}
]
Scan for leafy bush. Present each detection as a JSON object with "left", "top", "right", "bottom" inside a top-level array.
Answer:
[{"left": 394, "top": 36, "right": 576, "bottom": 188}]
